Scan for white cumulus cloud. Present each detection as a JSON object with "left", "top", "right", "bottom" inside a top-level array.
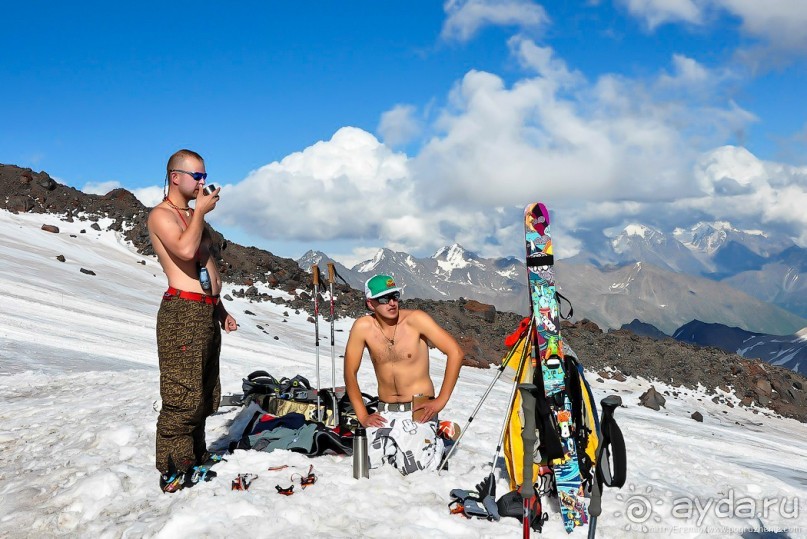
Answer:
[
  {"left": 568, "top": 146, "right": 807, "bottom": 252},
  {"left": 719, "top": 0, "right": 807, "bottom": 56},
  {"left": 619, "top": 0, "right": 807, "bottom": 64},
  {"left": 690, "top": 147, "right": 807, "bottom": 240},
  {"left": 82, "top": 181, "right": 121, "bottom": 196},
  {"left": 618, "top": 0, "right": 704, "bottom": 29},
  {"left": 441, "top": 0, "right": 548, "bottom": 43},
  {"left": 132, "top": 186, "right": 166, "bottom": 208},
  {"left": 377, "top": 104, "right": 423, "bottom": 147},
  {"left": 213, "top": 127, "right": 421, "bottom": 243},
  {"left": 211, "top": 37, "right": 798, "bottom": 259},
  {"left": 658, "top": 54, "right": 712, "bottom": 88},
  {"left": 412, "top": 39, "right": 752, "bottom": 216}
]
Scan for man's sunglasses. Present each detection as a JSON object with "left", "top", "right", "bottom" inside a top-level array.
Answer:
[
  {"left": 375, "top": 292, "right": 401, "bottom": 304},
  {"left": 170, "top": 169, "right": 208, "bottom": 182}
]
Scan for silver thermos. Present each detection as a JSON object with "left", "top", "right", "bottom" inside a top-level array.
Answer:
[{"left": 352, "top": 427, "right": 370, "bottom": 479}]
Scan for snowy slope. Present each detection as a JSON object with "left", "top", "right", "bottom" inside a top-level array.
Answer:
[{"left": 1, "top": 210, "right": 806, "bottom": 538}]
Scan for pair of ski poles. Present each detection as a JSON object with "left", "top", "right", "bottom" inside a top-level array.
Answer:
[{"left": 311, "top": 263, "right": 338, "bottom": 422}]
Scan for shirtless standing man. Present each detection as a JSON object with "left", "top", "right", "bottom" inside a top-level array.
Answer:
[
  {"left": 147, "top": 149, "right": 237, "bottom": 492},
  {"left": 344, "top": 274, "right": 464, "bottom": 474}
]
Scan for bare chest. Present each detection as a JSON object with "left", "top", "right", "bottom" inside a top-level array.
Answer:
[{"left": 367, "top": 327, "right": 425, "bottom": 366}]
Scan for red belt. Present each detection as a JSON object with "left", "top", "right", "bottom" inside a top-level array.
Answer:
[{"left": 163, "top": 287, "right": 220, "bottom": 305}]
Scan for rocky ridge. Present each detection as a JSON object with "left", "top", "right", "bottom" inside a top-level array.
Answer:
[{"left": 2, "top": 163, "right": 806, "bottom": 422}]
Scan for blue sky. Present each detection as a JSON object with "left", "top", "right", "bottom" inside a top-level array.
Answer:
[{"left": 3, "top": 1, "right": 806, "bottom": 265}]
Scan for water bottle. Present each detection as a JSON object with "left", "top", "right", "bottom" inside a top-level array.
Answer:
[
  {"left": 352, "top": 427, "right": 369, "bottom": 479},
  {"left": 199, "top": 267, "right": 211, "bottom": 290}
]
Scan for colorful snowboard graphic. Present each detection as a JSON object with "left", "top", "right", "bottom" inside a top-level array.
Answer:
[{"left": 524, "top": 202, "right": 588, "bottom": 533}]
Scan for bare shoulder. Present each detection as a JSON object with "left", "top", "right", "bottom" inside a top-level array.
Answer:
[
  {"left": 404, "top": 309, "right": 461, "bottom": 355},
  {"left": 402, "top": 309, "right": 436, "bottom": 327},
  {"left": 349, "top": 314, "right": 375, "bottom": 335},
  {"left": 147, "top": 205, "right": 173, "bottom": 229},
  {"left": 148, "top": 204, "right": 170, "bottom": 220}
]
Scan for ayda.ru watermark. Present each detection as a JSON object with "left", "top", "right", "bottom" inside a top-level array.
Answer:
[
  {"left": 670, "top": 488, "right": 799, "bottom": 527},
  {"left": 616, "top": 485, "right": 801, "bottom": 530}
]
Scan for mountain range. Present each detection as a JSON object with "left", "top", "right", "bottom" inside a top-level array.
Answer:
[
  {"left": 299, "top": 245, "right": 526, "bottom": 313},
  {"left": 300, "top": 236, "right": 807, "bottom": 375},
  {"left": 299, "top": 223, "right": 807, "bottom": 336},
  {"left": 570, "top": 221, "right": 796, "bottom": 273},
  {"left": 579, "top": 221, "right": 807, "bottom": 319}
]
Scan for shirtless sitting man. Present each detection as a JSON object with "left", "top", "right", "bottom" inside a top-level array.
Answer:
[{"left": 344, "top": 274, "right": 464, "bottom": 475}]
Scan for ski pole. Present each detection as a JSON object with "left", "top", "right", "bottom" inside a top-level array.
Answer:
[
  {"left": 472, "top": 321, "right": 534, "bottom": 519},
  {"left": 519, "top": 384, "right": 538, "bottom": 538},
  {"left": 588, "top": 395, "right": 625, "bottom": 539},
  {"left": 312, "top": 265, "right": 322, "bottom": 422},
  {"left": 327, "top": 262, "right": 336, "bottom": 391},
  {"left": 489, "top": 317, "right": 535, "bottom": 470},
  {"left": 437, "top": 326, "right": 531, "bottom": 472}
]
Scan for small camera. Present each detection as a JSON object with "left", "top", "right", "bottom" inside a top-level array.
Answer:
[{"left": 202, "top": 184, "right": 218, "bottom": 196}]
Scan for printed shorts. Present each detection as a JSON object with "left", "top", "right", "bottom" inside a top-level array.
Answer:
[{"left": 367, "top": 409, "right": 445, "bottom": 475}]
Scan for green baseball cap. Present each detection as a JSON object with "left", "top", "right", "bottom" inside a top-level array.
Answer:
[{"left": 364, "top": 274, "right": 402, "bottom": 299}]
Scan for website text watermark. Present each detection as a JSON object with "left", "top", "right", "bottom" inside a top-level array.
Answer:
[{"left": 615, "top": 485, "right": 802, "bottom": 532}]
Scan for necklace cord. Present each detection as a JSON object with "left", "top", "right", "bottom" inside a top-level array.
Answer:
[
  {"left": 375, "top": 317, "right": 398, "bottom": 346},
  {"left": 163, "top": 196, "right": 190, "bottom": 212}
]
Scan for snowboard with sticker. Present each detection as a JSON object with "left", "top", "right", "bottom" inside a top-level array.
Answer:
[{"left": 524, "top": 202, "right": 588, "bottom": 533}]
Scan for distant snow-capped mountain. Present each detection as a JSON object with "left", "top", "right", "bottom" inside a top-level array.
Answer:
[
  {"left": 610, "top": 224, "right": 709, "bottom": 275},
  {"left": 298, "top": 244, "right": 527, "bottom": 313},
  {"left": 558, "top": 261, "right": 805, "bottom": 336},
  {"left": 672, "top": 221, "right": 795, "bottom": 278},
  {"left": 675, "top": 221, "right": 736, "bottom": 255},
  {"left": 297, "top": 250, "right": 353, "bottom": 284},
  {"left": 572, "top": 220, "right": 797, "bottom": 277},
  {"left": 564, "top": 221, "right": 807, "bottom": 319},
  {"left": 671, "top": 221, "right": 789, "bottom": 257}
]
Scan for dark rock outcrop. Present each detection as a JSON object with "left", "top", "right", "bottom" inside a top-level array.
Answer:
[
  {"left": 620, "top": 319, "right": 668, "bottom": 340},
  {"left": 639, "top": 386, "right": 667, "bottom": 410}
]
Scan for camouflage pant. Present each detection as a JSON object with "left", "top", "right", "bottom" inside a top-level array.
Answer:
[{"left": 155, "top": 296, "right": 221, "bottom": 474}]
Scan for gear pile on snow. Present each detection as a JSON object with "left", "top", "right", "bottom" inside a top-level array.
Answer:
[{"left": 220, "top": 369, "right": 378, "bottom": 457}]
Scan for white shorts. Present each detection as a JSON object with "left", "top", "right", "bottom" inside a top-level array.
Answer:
[{"left": 367, "top": 409, "right": 445, "bottom": 475}]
